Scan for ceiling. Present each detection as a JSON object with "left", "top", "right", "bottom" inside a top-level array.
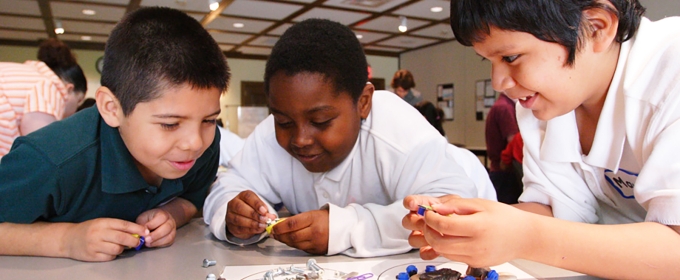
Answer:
[{"left": 0, "top": 0, "right": 455, "bottom": 59}]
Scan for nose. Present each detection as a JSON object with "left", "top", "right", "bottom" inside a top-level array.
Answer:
[
  {"left": 491, "top": 64, "right": 516, "bottom": 94},
  {"left": 291, "top": 126, "right": 313, "bottom": 149},
  {"left": 179, "top": 129, "right": 204, "bottom": 152}
]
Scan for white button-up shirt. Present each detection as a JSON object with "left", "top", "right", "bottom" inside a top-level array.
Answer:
[
  {"left": 204, "top": 90, "right": 496, "bottom": 257},
  {"left": 519, "top": 17, "right": 680, "bottom": 226}
]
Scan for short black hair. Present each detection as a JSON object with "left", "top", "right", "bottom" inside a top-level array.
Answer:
[
  {"left": 450, "top": 0, "right": 645, "bottom": 65},
  {"left": 101, "top": 7, "right": 230, "bottom": 115},
  {"left": 390, "top": 69, "right": 416, "bottom": 90},
  {"left": 264, "top": 18, "right": 367, "bottom": 102},
  {"left": 37, "top": 39, "right": 87, "bottom": 94}
]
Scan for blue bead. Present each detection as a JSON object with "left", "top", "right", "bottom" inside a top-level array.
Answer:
[
  {"left": 406, "top": 265, "right": 418, "bottom": 276},
  {"left": 397, "top": 272, "right": 409, "bottom": 280},
  {"left": 462, "top": 276, "right": 476, "bottom": 280},
  {"left": 486, "top": 270, "right": 499, "bottom": 280},
  {"left": 134, "top": 236, "right": 145, "bottom": 251},
  {"left": 425, "top": 265, "right": 436, "bottom": 272},
  {"left": 417, "top": 206, "right": 426, "bottom": 216}
]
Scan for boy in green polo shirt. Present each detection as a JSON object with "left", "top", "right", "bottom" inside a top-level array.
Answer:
[{"left": 0, "top": 7, "right": 230, "bottom": 262}]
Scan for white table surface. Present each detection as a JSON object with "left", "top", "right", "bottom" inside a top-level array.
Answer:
[{"left": 0, "top": 218, "right": 600, "bottom": 280}]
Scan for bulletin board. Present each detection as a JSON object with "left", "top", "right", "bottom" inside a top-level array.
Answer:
[
  {"left": 437, "top": 83, "right": 454, "bottom": 121},
  {"left": 475, "top": 79, "right": 499, "bottom": 121}
]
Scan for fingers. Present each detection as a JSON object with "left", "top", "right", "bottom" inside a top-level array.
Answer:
[
  {"left": 238, "top": 190, "right": 270, "bottom": 218},
  {"left": 419, "top": 246, "right": 440, "bottom": 260},
  {"left": 402, "top": 212, "right": 426, "bottom": 231},
  {"left": 147, "top": 226, "right": 176, "bottom": 248},
  {"left": 407, "top": 230, "right": 429, "bottom": 248},
  {"left": 431, "top": 197, "right": 486, "bottom": 216},
  {"left": 107, "top": 218, "right": 149, "bottom": 236},
  {"left": 226, "top": 210, "right": 266, "bottom": 238},
  {"left": 270, "top": 214, "right": 312, "bottom": 235}
]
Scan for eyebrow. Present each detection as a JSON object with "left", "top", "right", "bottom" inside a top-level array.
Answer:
[
  {"left": 477, "top": 44, "right": 516, "bottom": 58},
  {"left": 269, "top": 105, "right": 334, "bottom": 115},
  {"left": 152, "top": 109, "right": 221, "bottom": 119}
]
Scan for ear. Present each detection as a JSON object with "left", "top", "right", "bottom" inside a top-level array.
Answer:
[
  {"left": 95, "top": 86, "right": 123, "bottom": 128},
  {"left": 357, "top": 83, "right": 374, "bottom": 120},
  {"left": 583, "top": 7, "right": 619, "bottom": 53}
]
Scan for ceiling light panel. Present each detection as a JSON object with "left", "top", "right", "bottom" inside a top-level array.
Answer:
[
  {"left": 0, "top": 15, "right": 45, "bottom": 31},
  {"left": 378, "top": 35, "right": 438, "bottom": 48},
  {"left": 0, "top": 0, "right": 41, "bottom": 16},
  {"left": 294, "top": 7, "right": 371, "bottom": 25},
  {"left": 60, "top": 20, "right": 116, "bottom": 35},
  {"left": 221, "top": 1, "right": 303, "bottom": 20},
  {"left": 0, "top": 30, "right": 47, "bottom": 41},
  {"left": 141, "top": 0, "right": 211, "bottom": 13},
  {"left": 51, "top": 2, "right": 125, "bottom": 22},
  {"left": 206, "top": 16, "right": 274, "bottom": 33},
  {"left": 356, "top": 16, "right": 429, "bottom": 33},
  {"left": 410, "top": 23, "right": 454, "bottom": 39},
  {"left": 324, "top": 0, "right": 410, "bottom": 12},
  {"left": 209, "top": 32, "right": 252, "bottom": 44},
  {"left": 393, "top": 0, "right": 450, "bottom": 20}
]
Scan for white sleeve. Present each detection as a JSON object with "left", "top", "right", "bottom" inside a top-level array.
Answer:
[
  {"left": 327, "top": 138, "right": 494, "bottom": 257},
  {"left": 517, "top": 109, "right": 599, "bottom": 223},
  {"left": 204, "top": 117, "right": 280, "bottom": 243}
]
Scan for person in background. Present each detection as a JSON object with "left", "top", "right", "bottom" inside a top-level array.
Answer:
[
  {"left": 0, "top": 7, "right": 230, "bottom": 261},
  {"left": 415, "top": 101, "right": 445, "bottom": 137},
  {"left": 403, "top": 0, "right": 680, "bottom": 278},
  {"left": 485, "top": 93, "right": 522, "bottom": 204},
  {"left": 390, "top": 69, "right": 423, "bottom": 106},
  {"left": 217, "top": 126, "right": 245, "bottom": 167},
  {"left": 0, "top": 39, "right": 87, "bottom": 157},
  {"left": 500, "top": 132, "right": 523, "bottom": 189},
  {"left": 203, "top": 18, "right": 495, "bottom": 258}
]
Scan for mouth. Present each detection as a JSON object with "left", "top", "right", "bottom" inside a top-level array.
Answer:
[
  {"left": 517, "top": 93, "right": 538, "bottom": 109},
  {"left": 294, "top": 153, "right": 322, "bottom": 164},
  {"left": 170, "top": 159, "right": 196, "bottom": 171}
]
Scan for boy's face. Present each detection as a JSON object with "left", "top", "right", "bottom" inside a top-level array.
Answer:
[
  {"left": 117, "top": 84, "right": 221, "bottom": 185},
  {"left": 268, "top": 71, "right": 371, "bottom": 173},
  {"left": 473, "top": 27, "right": 606, "bottom": 121}
]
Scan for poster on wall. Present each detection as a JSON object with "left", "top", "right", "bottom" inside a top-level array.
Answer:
[
  {"left": 437, "top": 83, "right": 454, "bottom": 120},
  {"left": 475, "top": 79, "right": 499, "bottom": 121}
]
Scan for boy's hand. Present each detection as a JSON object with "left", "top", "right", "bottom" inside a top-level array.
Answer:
[
  {"left": 402, "top": 194, "right": 461, "bottom": 260},
  {"left": 270, "top": 209, "right": 329, "bottom": 255},
  {"left": 415, "top": 197, "right": 533, "bottom": 267},
  {"left": 136, "top": 208, "right": 176, "bottom": 248},
  {"left": 226, "top": 190, "right": 275, "bottom": 239},
  {"left": 63, "top": 218, "right": 149, "bottom": 262}
]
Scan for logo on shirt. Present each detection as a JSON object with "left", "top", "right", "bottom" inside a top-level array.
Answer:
[{"left": 604, "top": 168, "right": 638, "bottom": 199}]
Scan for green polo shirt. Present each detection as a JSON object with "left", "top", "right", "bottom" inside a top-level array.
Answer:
[{"left": 0, "top": 106, "right": 219, "bottom": 223}]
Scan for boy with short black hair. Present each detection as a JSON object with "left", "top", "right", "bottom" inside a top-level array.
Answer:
[
  {"left": 0, "top": 7, "right": 230, "bottom": 262},
  {"left": 403, "top": 0, "right": 680, "bottom": 278},
  {"left": 203, "top": 18, "right": 495, "bottom": 257}
]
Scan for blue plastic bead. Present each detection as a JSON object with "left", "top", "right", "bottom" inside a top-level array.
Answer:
[
  {"left": 425, "top": 265, "right": 436, "bottom": 272},
  {"left": 417, "top": 206, "right": 426, "bottom": 216},
  {"left": 396, "top": 272, "right": 409, "bottom": 280},
  {"left": 406, "top": 265, "right": 418, "bottom": 276},
  {"left": 462, "top": 276, "right": 476, "bottom": 280},
  {"left": 486, "top": 270, "right": 499, "bottom": 280},
  {"left": 134, "top": 236, "right": 145, "bottom": 251}
]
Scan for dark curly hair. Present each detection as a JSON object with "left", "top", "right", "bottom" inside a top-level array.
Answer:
[
  {"left": 264, "top": 18, "right": 368, "bottom": 102},
  {"left": 450, "top": 0, "right": 645, "bottom": 65},
  {"left": 101, "top": 7, "right": 230, "bottom": 115},
  {"left": 37, "top": 39, "right": 87, "bottom": 94}
]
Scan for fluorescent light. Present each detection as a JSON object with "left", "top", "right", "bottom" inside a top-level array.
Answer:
[
  {"left": 430, "top": 6, "right": 443, "bottom": 13},
  {"left": 398, "top": 16, "right": 407, "bottom": 32},
  {"left": 209, "top": 0, "right": 219, "bottom": 11},
  {"left": 54, "top": 20, "right": 64, "bottom": 34},
  {"left": 356, "top": 34, "right": 363, "bottom": 39},
  {"left": 81, "top": 36, "right": 92, "bottom": 41},
  {"left": 233, "top": 22, "right": 244, "bottom": 28},
  {"left": 82, "top": 9, "right": 96, "bottom": 15}
]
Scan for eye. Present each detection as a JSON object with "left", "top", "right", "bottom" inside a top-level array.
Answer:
[
  {"left": 480, "top": 57, "right": 488, "bottom": 62},
  {"left": 502, "top": 54, "right": 520, "bottom": 63},
  {"left": 203, "top": 119, "right": 217, "bottom": 125},
  {"left": 311, "top": 119, "right": 332, "bottom": 128},
  {"left": 160, "top": 123, "right": 178, "bottom": 130},
  {"left": 275, "top": 120, "right": 294, "bottom": 128}
]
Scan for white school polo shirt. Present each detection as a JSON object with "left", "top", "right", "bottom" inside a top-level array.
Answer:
[
  {"left": 204, "top": 90, "right": 496, "bottom": 257},
  {"left": 518, "top": 17, "right": 680, "bottom": 226}
]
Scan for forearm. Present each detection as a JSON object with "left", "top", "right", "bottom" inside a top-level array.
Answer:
[
  {"left": 524, "top": 214, "right": 680, "bottom": 279},
  {"left": 513, "top": 202, "right": 553, "bottom": 217},
  {"left": 160, "top": 198, "right": 197, "bottom": 227},
  {"left": 0, "top": 222, "right": 72, "bottom": 258}
]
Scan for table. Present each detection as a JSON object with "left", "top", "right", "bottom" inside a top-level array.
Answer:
[{"left": 0, "top": 219, "right": 598, "bottom": 280}]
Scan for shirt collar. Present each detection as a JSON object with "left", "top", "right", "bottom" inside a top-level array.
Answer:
[{"left": 99, "top": 116, "right": 155, "bottom": 194}]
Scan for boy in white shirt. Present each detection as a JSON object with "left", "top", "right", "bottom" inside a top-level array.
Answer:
[
  {"left": 403, "top": 0, "right": 680, "bottom": 278},
  {"left": 203, "top": 18, "right": 496, "bottom": 257}
]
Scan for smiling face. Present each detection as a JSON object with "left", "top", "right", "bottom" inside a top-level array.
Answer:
[
  {"left": 108, "top": 83, "right": 221, "bottom": 186},
  {"left": 473, "top": 27, "right": 610, "bottom": 121},
  {"left": 268, "top": 71, "right": 372, "bottom": 173}
]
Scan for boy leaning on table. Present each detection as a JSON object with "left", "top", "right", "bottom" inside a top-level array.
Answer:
[{"left": 0, "top": 6, "right": 230, "bottom": 262}]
